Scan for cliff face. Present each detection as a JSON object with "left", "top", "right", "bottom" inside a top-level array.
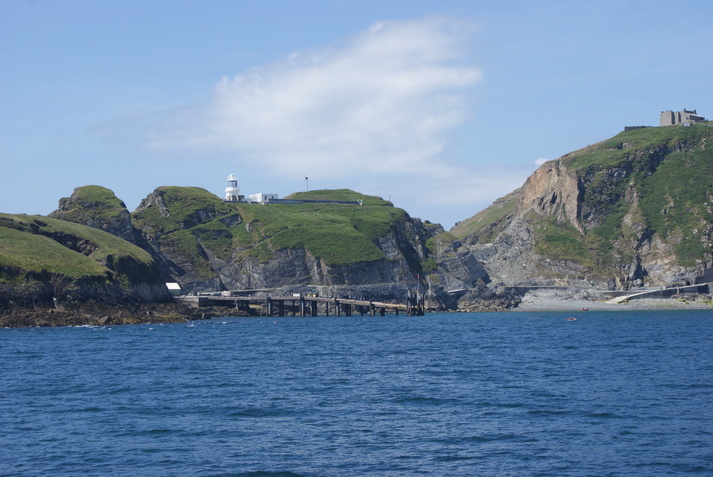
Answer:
[
  {"left": 518, "top": 161, "right": 582, "bottom": 232},
  {"left": 129, "top": 187, "right": 458, "bottom": 302},
  {"left": 455, "top": 124, "right": 713, "bottom": 290},
  {"left": 34, "top": 123, "right": 710, "bottom": 313},
  {"left": 0, "top": 213, "right": 172, "bottom": 310},
  {"left": 43, "top": 185, "right": 483, "bottom": 307}
]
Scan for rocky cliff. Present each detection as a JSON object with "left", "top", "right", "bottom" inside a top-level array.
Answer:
[
  {"left": 128, "top": 187, "right": 463, "bottom": 303},
  {"left": 42, "top": 185, "right": 493, "bottom": 310},
  {"left": 452, "top": 124, "right": 713, "bottom": 290},
  {"left": 49, "top": 185, "right": 137, "bottom": 243},
  {"left": 0, "top": 213, "right": 185, "bottom": 326},
  {"left": 34, "top": 123, "right": 710, "bottom": 314}
]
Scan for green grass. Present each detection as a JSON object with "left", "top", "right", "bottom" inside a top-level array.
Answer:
[
  {"left": 232, "top": 201, "right": 406, "bottom": 265},
  {"left": 636, "top": 147, "right": 713, "bottom": 266},
  {"left": 425, "top": 232, "right": 457, "bottom": 255},
  {"left": 285, "top": 189, "right": 392, "bottom": 206},
  {"left": 564, "top": 124, "right": 713, "bottom": 171},
  {"left": 0, "top": 213, "right": 164, "bottom": 290},
  {"left": 270, "top": 225, "right": 385, "bottom": 265},
  {"left": 0, "top": 214, "right": 154, "bottom": 265},
  {"left": 450, "top": 191, "right": 519, "bottom": 240},
  {"left": 420, "top": 257, "right": 437, "bottom": 273},
  {"left": 190, "top": 218, "right": 237, "bottom": 261},
  {"left": 0, "top": 226, "right": 109, "bottom": 278},
  {"left": 132, "top": 186, "right": 236, "bottom": 235},
  {"left": 55, "top": 185, "right": 129, "bottom": 224},
  {"left": 131, "top": 187, "right": 411, "bottom": 268},
  {"left": 532, "top": 216, "right": 589, "bottom": 263}
]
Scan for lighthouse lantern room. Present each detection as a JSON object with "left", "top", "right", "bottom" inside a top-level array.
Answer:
[{"left": 225, "top": 173, "right": 241, "bottom": 202}]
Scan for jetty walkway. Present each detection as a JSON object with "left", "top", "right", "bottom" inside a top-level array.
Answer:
[
  {"left": 175, "top": 291, "right": 425, "bottom": 316},
  {"left": 605, "top": 283, "right": 710, "bottom": 304}
]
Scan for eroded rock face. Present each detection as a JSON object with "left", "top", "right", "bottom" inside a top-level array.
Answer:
[
  {"left": 519, "top": 160, "right": 582, "bottom": 232},
  {"left": 50, "top": 185, "right": 137, "bottom": 244},
  {"left": 454, "top": 127, "right": 713, "bottom": 290}
]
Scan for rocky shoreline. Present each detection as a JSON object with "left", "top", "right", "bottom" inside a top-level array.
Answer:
[
  {"left": 513, "top": 291, "right": 713, "bottom": 312},
  {"left": 0, "top": 302, "right": 196, "bottom": 328},
  {"left": 3, "top": 292, "right": 711, "bottom": 328}
]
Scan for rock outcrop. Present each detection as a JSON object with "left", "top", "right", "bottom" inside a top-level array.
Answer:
[
  {"left": 50, "top": 185, "right": 137, "bottom": 244},
  {"left": 30, "top": 124, "right": 712, "bottom": 317},
  {"left": 0, "top": 213, "right": 173, "bottom": 315},
  {"left": 452, "top": 124, "right": 713, "bottom": 291},
  {"left": 128, "top": 187, "right": 470, "bottom": 306}
]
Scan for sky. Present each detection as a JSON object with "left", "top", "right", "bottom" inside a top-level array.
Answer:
[{"left": 1, "top": 0, "right": 712, "bottom": 228}]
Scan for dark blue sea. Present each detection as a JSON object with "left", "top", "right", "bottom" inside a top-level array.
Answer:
[{"left": 2, "top": 310, "right": 712, "bottom": 476}]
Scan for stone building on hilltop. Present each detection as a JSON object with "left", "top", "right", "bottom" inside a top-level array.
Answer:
[{"left": 660, "top": 109, "right": 706, "bottom": 126}]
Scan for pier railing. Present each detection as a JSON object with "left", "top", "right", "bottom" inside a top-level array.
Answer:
[{"left": 175, "top": 291, "right": 425, "bottom": 316}]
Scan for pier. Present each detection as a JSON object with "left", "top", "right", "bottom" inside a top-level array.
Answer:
[
  {"left": 175, "top": 291, "right": 425, "bottom": 317},
  {"left": 605, "top": 283, "right": 710, "bottom": 304}
]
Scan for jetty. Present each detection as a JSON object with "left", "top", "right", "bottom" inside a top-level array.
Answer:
[
  {"left": 175, "top": 291, "right": 425, "bottom": 317},
  {"left": 605, "top": 283, "right": 710, "bottom": 304}
]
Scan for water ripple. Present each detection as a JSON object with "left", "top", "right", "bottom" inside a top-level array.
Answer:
[{"left": 1, "top": 310, "right": 712, "bottom": 476}]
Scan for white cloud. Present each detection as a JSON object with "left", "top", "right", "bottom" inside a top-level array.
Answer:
[
  {"left": 534, "top": 157, "right": 549, "bottom": 166},
  {"left": 145, "top": 16, "right": 482, "bottom": 180}
]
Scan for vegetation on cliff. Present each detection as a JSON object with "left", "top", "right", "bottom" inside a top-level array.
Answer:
[
  {"left": 456, "top": 123, "right": 713, "bottom": 287},
  {"left": 132, "top": 187, "right": 431, "bottom": 285},
  {"left": 7, "top": 121, "right": 710, "bottom": 320},
  {"left": 49, "top": 185, "right": 136, "bottom": 243},
  {"left": 0, "top": 213, "right": 169, "bottom": 308},
  {"left": 450, "top": 190, "right": 520, "bottom": 242},
  {"left": 50, "top": 185, "right": 129, "bottom": 226},
  {"left": 545, "top": 125, "right": 712, "bottom": 272}
]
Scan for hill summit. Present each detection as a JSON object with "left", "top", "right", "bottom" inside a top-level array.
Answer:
[{"left": 451, "top": 123, "right": 713, "bottom": 291}]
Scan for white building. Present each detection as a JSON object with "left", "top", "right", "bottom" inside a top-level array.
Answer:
[
  {"left": 247, "top": 193, "right": 279, "bottom": 204},
  {"left": 225, "top": 173, "right": 241, "bottom": 201},
  {"left": 166, "top": 282, "right": 182, "bottom": 296}
]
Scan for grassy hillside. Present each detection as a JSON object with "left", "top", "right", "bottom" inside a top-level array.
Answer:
[
  {"left": 285, "top": 189, "right": 393, "bottom": 206},
  {"left": 564, "top": 124, "right": 713, "bottom": 171},
  {"left": 561, "top": 124, "right": 713, "bottom": 268},
  {"left": 451, "top": 190, "right": 519, "bottom": 241},
  {"left": 0, "top": 213, "right": 156, "bottom": 282},
  {"left": 51, "top": 185, "right": 129, "bottom": 225},
  {"left": 133, "top": 188, "right": 411, "bottom": 275},
  {"left": 460, "top": 123, "right": 713, "bottom": 278},
  {"left": 0, "top": 226, "right": 107, "bottom": 279}
]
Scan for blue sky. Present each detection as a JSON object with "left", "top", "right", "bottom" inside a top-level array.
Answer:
[{"left": 1, "top": 0, "right": 711, "bottom": 228}]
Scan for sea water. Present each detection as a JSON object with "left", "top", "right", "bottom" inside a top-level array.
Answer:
[{"left": 1, "top": 310, "right": 712, "bottom": 476}]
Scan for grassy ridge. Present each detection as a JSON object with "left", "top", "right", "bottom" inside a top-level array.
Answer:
[
  {"left": 285, "top": 189, "right": 393, "bottom": 206},
  {"left": 537, "top": 124, "right": 713, "bottom": 271},
  {"left": 234, "top": 200, "right": 403, "bottom": 264},
  {"left": 0, "top": 213, "right": 159, "bottom": 285},
  {"left": 0, "top": 214, "right": 154, "bottom": 266},
  {"left": 0, "top": 226, "right": 108, "bottom": 278},
  {"left": 53, "top": 185, "right": 129, "bottom": 224},
  {"left": 133, "top": 188, "right": 406, "bottom": 269},
  {"left": 450, "top": 190, "right": 519, "bottom": 240},
  {"left": 565, "top": 124, "right": 713, "bottom": 171}
]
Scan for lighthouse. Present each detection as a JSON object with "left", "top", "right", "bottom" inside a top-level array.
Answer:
[{"left": 225, "top": 173, "right": 240, "bottom": 202}]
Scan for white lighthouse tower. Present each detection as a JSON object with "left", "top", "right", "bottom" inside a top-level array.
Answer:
[{"left": 225, "top": 173, "right": 240, "bottom": 202}]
